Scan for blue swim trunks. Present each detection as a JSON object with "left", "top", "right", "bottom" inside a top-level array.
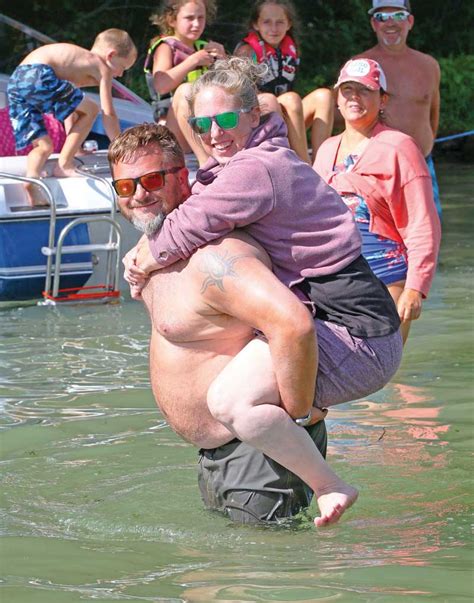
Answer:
[
  {"left": 425, "top": 153, "right": 442, "bottom": 218},
  {"left": 7, "top": 64, "right": 84, "bottom": 150}
]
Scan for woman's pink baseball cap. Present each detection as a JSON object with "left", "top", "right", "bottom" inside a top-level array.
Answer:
[{"left": 335, "top": 58, "right": 387, "bottom": 91}]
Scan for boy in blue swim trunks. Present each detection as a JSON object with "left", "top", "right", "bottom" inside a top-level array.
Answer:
[{"left": 7, "top": 29, "right": 137, "bottom": 206}]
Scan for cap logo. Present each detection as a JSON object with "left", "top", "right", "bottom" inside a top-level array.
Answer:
[{"left": 346, "top": 60, "right": 372, "bottom": 77}]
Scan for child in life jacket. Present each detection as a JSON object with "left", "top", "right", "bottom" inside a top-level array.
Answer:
[
  {"left": 234, "top": 0, "right": 310, "bottom": 162},
  {"left": 144, "top": 0, "right": 225, "bottom": 165},
  {"left": 234, "top": 0, "right": 335, "bottom": 162}
]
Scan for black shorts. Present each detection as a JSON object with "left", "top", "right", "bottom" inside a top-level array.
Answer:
[{"left": 197, "top": 420, "right": 327, "bottom": 524}]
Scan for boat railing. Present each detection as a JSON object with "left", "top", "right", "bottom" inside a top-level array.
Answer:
[
  {"left": 75, "top": 156, "right": 117, "bottom": 219},
  {"left": 41, "top": 214, "right": 122, "bottom": 301},
  {"left": 0, "top": 170, "right": 123, "bottom": 303},
  {"left": 42, "top": 165, "right": 122, "bottom": 303}
]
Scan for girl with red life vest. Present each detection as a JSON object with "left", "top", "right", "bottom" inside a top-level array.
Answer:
[
  {"left": 145, "top": 0, "right": 225, "bottom": 165},
  {"left": 234, "top": 0, "right": 310, "bottom": 162}
]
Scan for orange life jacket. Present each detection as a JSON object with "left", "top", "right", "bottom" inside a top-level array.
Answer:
[{"left": 240, "top": 31, "right": 299, "bottom": 96}]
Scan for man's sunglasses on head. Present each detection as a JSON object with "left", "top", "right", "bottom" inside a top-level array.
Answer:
[
  {"left": 188, "top": 109, "right": 252, "bottom": 135},
  {"left": 112, "top": 167, "right": 183, "bottom": 197},
  {"left": 373, "top": 10, "right": 411, "bottom": 22}
]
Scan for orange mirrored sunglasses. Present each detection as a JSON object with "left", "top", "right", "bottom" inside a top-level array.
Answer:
[{"left": 112, "top": 167, "right": 183, "bottom": 197}]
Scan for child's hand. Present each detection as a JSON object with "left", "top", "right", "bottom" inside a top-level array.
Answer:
[
  {"left": 193, "top": 48, "right": 216, "bottom": 68},
  {"left": 205, "top": 41, "right": 226, "bottom": 60}
]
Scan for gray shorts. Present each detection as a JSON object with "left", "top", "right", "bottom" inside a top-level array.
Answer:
[
  {"left": 198, "top": 420, "right": 327, "bottom": 524},
  {"left": 314, "top": 320, "right": 403, "bottom": 408}
]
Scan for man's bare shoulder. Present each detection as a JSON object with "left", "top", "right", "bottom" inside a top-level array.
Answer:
[
  {"left": 141, "top": 233, "right": 270, "bottom": 304},
  {"left": 354, "top": 45, "right": 439, "bottom": 70},
  {"left": 184, "top": 232, "right": 273, "bottom": 302},
  {"left": 352, "top": 45, "right": 380, "bottom": 60},
  {"left": 189, "top": 232, "right": 271, "bottom": 272},
  {"left": 407, "top": 47, "right": 439, "bottom": 70}
]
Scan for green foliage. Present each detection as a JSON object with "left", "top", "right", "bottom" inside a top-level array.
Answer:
[
  {"left": 1, "top": 0, "right": 473, "bottom": 136},
  {"left": 438, "top": 55, "right": 474, "bottom": 134}
]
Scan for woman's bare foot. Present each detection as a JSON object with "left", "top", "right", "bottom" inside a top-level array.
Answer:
[
  {"left": 314, "top": 483, "right": 359, "bottom": 527},
  {"left": 23, "top": 182, "right": 49, "bottom": 207},
  {"left": 53, "top": 164, "right": 79, "bottom": 178}
]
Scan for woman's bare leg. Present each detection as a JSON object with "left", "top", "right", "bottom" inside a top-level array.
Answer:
[
  {"left": 257, "top": 92, "right": 280, "bottom": 115},
  {"left": 164, "top": 105, "right": 192, "bottom": 153},
  {"left": 278, "top": 92, "right": 310, "bottom": 163},
  {"left": 171, "top": 83, "right": 209, "bottom": 166},
  {"left": 207, "top": 337, "right": 358, "bottom": 527},
  {"left": 302, "top": 87, "right": 335, "bottom": 158}
]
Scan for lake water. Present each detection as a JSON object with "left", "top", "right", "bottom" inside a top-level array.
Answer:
[{"left": 1, "top": 161, "right": 472, "bottom": 602}]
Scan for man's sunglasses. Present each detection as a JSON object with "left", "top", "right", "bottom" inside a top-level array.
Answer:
[
  {"left": 188, "top": 109, "right": 252, "bottom": 135},
  {"left": 112, "top": 167, "right": 183, "bottom": 197},
  {"left": 373, "top": 10, "right": 411, "bottom": 22}
]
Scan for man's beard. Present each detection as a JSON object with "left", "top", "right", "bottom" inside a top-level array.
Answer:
[
  {"left": 382, "top": 33, "right": 402, "bottom": 46},
  {"left": 131, "top": 212, "right": 165, "bottom": 236}
]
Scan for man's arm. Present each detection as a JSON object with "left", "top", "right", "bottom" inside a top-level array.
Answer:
[
  {"left": 194, "top": 235, "right": 318, "bottom": 418},
  {"left": 430, "top": 60, "right": 441, "bottom": 139}
]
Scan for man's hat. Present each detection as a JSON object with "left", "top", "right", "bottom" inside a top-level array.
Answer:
[
  {"left": 368, "top": 0, "right": 412, "bottom": 15},
  {"left": 335, "top": 59, "right": 388, "bottom": 91}
]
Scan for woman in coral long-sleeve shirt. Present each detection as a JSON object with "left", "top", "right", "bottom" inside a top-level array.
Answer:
[{"left": 314, "top": 58, "right": 441, "bottom": 343}]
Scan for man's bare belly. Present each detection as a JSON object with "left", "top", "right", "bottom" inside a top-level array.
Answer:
[
  {"left": 149, "top": 328, "right": 254, "bottom": 449},
  {"left": 141, "top": 234, "right": 274, "bottom": 449},
  {"left": 383, "top": 98, "right": 434, "bottom": 156}
]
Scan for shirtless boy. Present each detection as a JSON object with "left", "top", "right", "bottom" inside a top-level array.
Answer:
[
  {"left": 7, "top": 29, "right": 137, "bottom": 206},
  {"left": 354, "top": 0, "right": 442, "bottom": 213}
]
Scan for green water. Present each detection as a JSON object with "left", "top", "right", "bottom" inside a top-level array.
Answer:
[{"left": 1, "top": 162, "right": 472, "bottom": 602}]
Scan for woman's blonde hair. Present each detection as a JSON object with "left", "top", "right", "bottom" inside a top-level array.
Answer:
[{"left": 187, "top": 56, "right": 267, "bottom": 114}]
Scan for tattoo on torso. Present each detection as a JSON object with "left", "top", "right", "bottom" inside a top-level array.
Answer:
[{"left": 199, "top": 251, "right": 246, "bottom": 293}]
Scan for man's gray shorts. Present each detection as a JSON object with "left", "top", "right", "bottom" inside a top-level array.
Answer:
[{"left": 198, "top": 421, "right": 327, "bottom": 524}]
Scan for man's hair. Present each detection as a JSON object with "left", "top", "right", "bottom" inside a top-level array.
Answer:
[
  {"left": 108, "top": 122, "right": 185, "bottom": 168},
  {"left": 187, "top": 56, "right": 265, "bottom": 114},
  {"left": 150, "top": 0, "right": 217, "bottom": 36},
  {"left": 93, "top": 29, "right": 137, "bottom": 58}
]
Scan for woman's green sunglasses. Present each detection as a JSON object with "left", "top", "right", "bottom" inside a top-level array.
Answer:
[{"left": 188, "top": 109, "right": 252, "bottom": 135}]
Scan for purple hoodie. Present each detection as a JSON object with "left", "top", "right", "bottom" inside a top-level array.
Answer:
[{"left": 148, "top": 112, "right": 361, "bottom": 289}]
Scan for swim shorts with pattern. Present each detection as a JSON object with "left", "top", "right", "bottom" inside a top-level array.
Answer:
[{"left": 7, "top": 64, "right": 84, "bottom": 150}]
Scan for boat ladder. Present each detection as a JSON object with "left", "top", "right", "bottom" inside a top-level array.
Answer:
[{"left": 38, "top": 166, "right": 122, "bottom": 304}]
